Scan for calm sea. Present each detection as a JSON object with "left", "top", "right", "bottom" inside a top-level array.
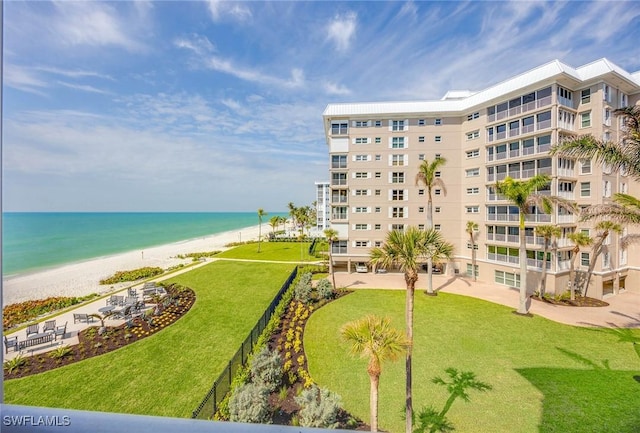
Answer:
[{"left": 2, "top": 212, "right": 286, "bottom": 276}]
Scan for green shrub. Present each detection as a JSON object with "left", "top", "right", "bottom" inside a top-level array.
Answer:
[
  {"left": 3, "top": 294, "right": 99, "bottom": 329},
  {"left": 250, "top": 347, "right": 283, "bottom": 391},
  {"left": 99, "top": 267, "right": 164, "bottom": 285},
  {"left": 175, "top": 251, "right": 221, "bottom": 261},
  {"left": 316, "top": 279, "right": 334, "bottom": 300},
  {"left": 294, "top": 385, "right": 342, "bottom": 428},
  {"left": 294, "top": 272, "right": 313, "bottom": 303},
  {"left": 49, "top": 345, "right": 73, "bottom": 360},
  {"left": 4, "top": 355, "right": 27, "bottom": 374},
  {"left": 228, "top": 382, "right": 271, "bottom": 424}
]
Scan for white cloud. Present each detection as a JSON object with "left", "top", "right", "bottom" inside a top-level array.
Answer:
[
  {"left": 34, "top": 66, "right": 114, "bottom": 81},
  {"left": 207, "top": 0, "right": 252, "bottom": 22},
  {"left": 326, "top": 11, "right": 357, "bottom": 52},
  {"left": 51, "top": 1, "right": 146, "bottom": 52},
  {"left": 324, "top": 81, "right": 351, "bottom": 96},
  {"left": 4, "top": 64, "right": 49, "bottom": 96},
  {"left": 174, "top": 35, "right": 216, "bottom": 56},
  {"left": 57, "top": 81, "right": 112, "bottom": 95}
]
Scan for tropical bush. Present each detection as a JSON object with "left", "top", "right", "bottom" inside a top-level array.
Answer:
[
  {"left": 294, "top": 273, "right": 313, "bottom": 304},
  {"left": 294, "top": 385, "right": 342, "bottom": 428},
  {"left": 99, "top": 267, "right": 164, "bottom": 284},
  {"left": 228, "top": 382, "right": 271, "bottom": 424},
  {"left": 175, "top": 251, "right": 221, "bottom": 261},
  {"left": 250, "top": 347, "right": 283, "bottom": 391},
  {"left": 3, "top": 294, "right": 98, "bottom": 329},
  {"left": 316, "top": 279, "right": 334, "bottom": 300}
]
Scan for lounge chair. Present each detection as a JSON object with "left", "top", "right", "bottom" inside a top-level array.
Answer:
[
  {"left": 54, "top": 322, "right": 68, "bottom": 341},
  {"left": 4, "top": 335, "right": 18, "bottom": 354},
  {"left": 73, "top": 313, "right": 94, "bottom": 324},
  {"left": 26, "top": 323, "right": 39, "bottom": 338},
  {"left": 43, "top": 320, "right": 56, "bottom": 333}
]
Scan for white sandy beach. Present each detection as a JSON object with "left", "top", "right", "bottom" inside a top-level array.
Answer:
[{"left": 2, "top": 224, "right": 263, "bottom": 306}]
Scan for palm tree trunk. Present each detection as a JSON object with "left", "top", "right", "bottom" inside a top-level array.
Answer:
[
  {"left": 470, "top": 234, "right": 477, "bottom": 282},
  {"left": 370, "top": 373, "right": 379, "bottom": 432},
  {"left": 517, "top": 225, "right": 528, "bottom": 314},
  {"left": 426, "top": 193, "right": 434, "bottom": 294},
  {"left": 568, "top": 253, "right": 578, "bottom": 301},
  {"left": 539, "top": 241, "right": 549, "bottom": 298},
  {"left": 329, "top": 241, "right": 337, "bottom": 290},
  {"left": 404, "top": 276, "right": 415, "bottom": 433},
  {"left": 584, "top": 237, "right": 605, "bottom": 298}
]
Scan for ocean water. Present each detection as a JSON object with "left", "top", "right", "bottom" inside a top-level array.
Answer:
[{"left": 2, "top": 212, "right": 286, "bottom": 276}]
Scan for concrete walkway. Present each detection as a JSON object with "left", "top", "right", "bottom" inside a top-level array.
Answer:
[{"left": 334, "top": 271, "right": 640, "bottom": 328}]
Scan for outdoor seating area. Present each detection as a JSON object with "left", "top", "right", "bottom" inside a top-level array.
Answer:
[{"left": 4, "top": 319, "right": 68, "bottom": 354}]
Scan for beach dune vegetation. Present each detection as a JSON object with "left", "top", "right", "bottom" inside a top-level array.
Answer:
[
  {"left": 99, "top": 267, "right": 164, "bottom": 285},
  {"left": 3, "top": 294, "right": 99, "bottom": 329}
]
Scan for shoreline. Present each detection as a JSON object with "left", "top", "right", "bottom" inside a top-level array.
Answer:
[{"left": 2, "top": 224, "right": 264, "bottom": 306}]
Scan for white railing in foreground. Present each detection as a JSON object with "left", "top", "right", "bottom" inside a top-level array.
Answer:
[{"left": 0, "top": 404, "right": 352, "bottom": 433}]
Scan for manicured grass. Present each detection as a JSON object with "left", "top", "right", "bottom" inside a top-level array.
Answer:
[
  {"left": 216, "top": 241, "right": 315, "bottom": 262},
  {"left": 4, "top": 261, "right": 295, "bottom": 418},
  {"left": 305, "top": 290, "right": 640, "bottom": 433}
]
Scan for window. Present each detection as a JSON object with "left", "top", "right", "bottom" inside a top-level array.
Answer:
[
  {"left": 355, "top": 241, "right": 369, "bottom": 247},
  {"left": 375, "top": 189, "right": 381, "bottom": 196},
  {"left": 580, "top": 111, "right": 591, "bottom": 128},
  {"left": 495, "top": 270, "right": 520, "bottom": 288},
  {"left": 418, "top": 207, "right": 425, "bottom": 213},
  {"left": 603, "top": 84, "right": 611, "bottom": 102},
  {"left": 581, "top": 88, "right": 591, "bottom": 104},
  {"left": 435, "top": 153, "right": 442, "bottom": 159},
  {"left": 374, "top": 120, "right": 382, "bottom": 127},
  {"left": 392, "top": 207, "right": 405, "bottom": 218},
  {"left": 375, "top": 207, "right": 381, "bottom": 213},
  {"left": 466, "top": 264, "right": 479, "bottom": 278},
  {"left": 418, "top": 189, "right": 425, "bottom": 195},
  {"left": 354, "top": 121, "right": 369, "bottom": 127},
  {"left": 391, "top": 155, "right": 405, "bottom": 166},
  {"left": 354, "top": 224, "right": 368, "bottom": 230},
  {"left": 580, "top": 182, "right": 591, "bottom": 197},
  {"left": 375, "top": 154, "right": 381, "bottom": 161},
  {"left": 391, "top": 224, "right": 405, "bottom": 231},
  {"left": 466, "top": 168, "right": 480, "bottom": 177},
  {"left": 391, "top": 172, "right": 405, "bottom": 184},
  {"left": 435, "top": 136, "right": 442, "bottom": 142},
  {"left": 354, "top": 172, "right": 368, "bottom": 179},
  {"left": 331, "top": 154, "right": 347, "bottom": 168},
  {"left": 466, "top": 131, "right": 480, "bottom": 140},
  {"left": 331, "top": 122, "right": 348, "bottom": 135},
  {"left": 332, "top": 240, "right": 347, "bottom": 254},
  {"left": 375, "top": 172, "right": 381, "bottom": 178},
  {"left": 467, "top": 112, "right": 479, "bottom": 121},
  {"left": 418, "top": 119, "right": 425, "bottom": 126},
  {"left": 354, "top": 154, "right": 368, "bottom": 161},
  {"left": 434, "top": 118, "right": 442, "bottom": 125},
  {"left": 466, "top": 149, "right": 480, "bottom": 158},
  {"left": 467, "top": 187, "right": 479, "bottom": 195},
  {"left": 354, "top": 137, "right": 369, "bottom": 144},
  {"left": 466, "top": 206, "right": 479, "bottom": 213},
  {"left": 331, "top": 172, "right": 347, "bottom": 185},
  {"left": 418, "top": 136, "right": 425, "bottom": 142},
  {"left": 354, "top": 207, "right": 369, "bottom": 213},
  {"left": 354, "top": 189, "right": 368, "bottom": 196},
  {"left": 603, "top": 252, "right": 610, "bottom": 269},
  {"left": 434, "top": 224, "right": 441, "bottom": 230},
  {"left": 392, "top": 120, "right": 405, "bottom": 131},
  {"left": 418, "top": 154, "right": 425, "bottom": 160},
  {"left": 391, "top": 190, "right": 405, "bottom": 201},
  {"left": 375, "top": 137, "right": 381, "bottom": 144},
  {"left": 375, "top": 224, "right": 381, "bottom": 230},
  {"left": 391, "top": 137, "right": 406, "bottom": 149},
  {"left": 435, "top": 171, "right": 441, "bottom": 178},
  {"left": 580, "top": 159, "right": 591, "bottom": 174},
  {"left": 603, "top": 180, "right": 611, "bottom": 198},
  {"left": 434, "top": 189, "right": 441, "bottom": 195},
  {"left": 581, "top": 252, "right": 590, "bottom": 267},
  {"left": 435, "top": 207, "right": 441, "bottom": 213},
  {"left": 620, "top": 93, "right": 628, "bottom": 107}
]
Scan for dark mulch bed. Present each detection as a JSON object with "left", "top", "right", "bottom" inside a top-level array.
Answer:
[
  {"left": 264, "top": 289, "right": 369, "bottom": 430},
  {"left": 4, "top": 284, "right": 195, "bottom": 380},
  {"left": 532, "top": 295, "right": 609, "bottom": 307}
]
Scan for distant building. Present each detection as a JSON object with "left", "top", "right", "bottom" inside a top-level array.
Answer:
[
  {"left": 315, "top": 181, "right": 331, "bottom": 232},
  {"left": 323, "top": 58, "right": 640, "bottom": 299}
]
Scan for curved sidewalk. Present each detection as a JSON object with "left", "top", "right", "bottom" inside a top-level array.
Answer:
[{"left": 334, "top": 271, "right": 640, "bottom": 328}]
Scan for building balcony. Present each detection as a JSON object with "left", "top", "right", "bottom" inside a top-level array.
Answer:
[
  {"left": 487, "top": 252, "right": 519, "bottom": 265},
  {"left": 524, "top": 214, "right": 552, "bottom": 223},
  {"left": 527, "top": 258, "right": 551, "bottom": 270}
]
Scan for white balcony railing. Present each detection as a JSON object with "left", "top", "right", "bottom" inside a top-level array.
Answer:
[
  {"left": 556, "top": 214, "right": 576, "bottom": 224},
  {"left": 487, "top": 252, "right": 519, "bottom": 265}
]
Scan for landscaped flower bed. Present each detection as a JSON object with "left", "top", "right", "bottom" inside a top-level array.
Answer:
[{"left": 3, "top": 284, "right": 195, "bottom": 380}]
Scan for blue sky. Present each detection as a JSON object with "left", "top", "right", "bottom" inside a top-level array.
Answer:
[{"left": 4, "top": 1, "right": 640, "bottom": 212}]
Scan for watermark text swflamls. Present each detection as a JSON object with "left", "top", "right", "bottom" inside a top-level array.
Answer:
[{"left": 3, "top": 415, "right": 71, "bottom": 427}]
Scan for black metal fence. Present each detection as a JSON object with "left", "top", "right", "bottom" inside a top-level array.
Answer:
[{"left": 191, "top": 267, "right": 298, "bottom": 420}]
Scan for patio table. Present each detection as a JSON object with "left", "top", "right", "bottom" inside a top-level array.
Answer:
[{"left": 98, "top": 306, "right": 115, "bottom": 318}]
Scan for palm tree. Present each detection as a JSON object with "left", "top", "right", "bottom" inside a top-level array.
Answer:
[
  {"left": 341, "top": 315, "right": 410, "bottom": 432},
  {"left": 269, "top": 215, "right": 280, "bottom": 237},
  {"left": 369, "top": 227, "right": 454, "bottom": 433},
  {"left": 324, "top": 228, "right": 339, "bottom": 290},
  {"left": 566, "top": 231, "right": 593, "bottom": 300},
  {"left": 415, "top": 158, "right": 447, "bottom": 295},
  {"left": 495, "top": 174, "right": 575, "bottom": 314},
  {"left": 534, "top": 225, "right": 561, "bottom": 298},
  {"left": 257, "top": 208, "right": 267, "bottom": 252},
  {"left": 551, "top": 106, "right": 640, "bottom": 180},
  {"left": 465, "top": 221, "right": 479, "bottom": 282},
  {"left": 583, "top": 221, "right": 623, "bottom": 297}
]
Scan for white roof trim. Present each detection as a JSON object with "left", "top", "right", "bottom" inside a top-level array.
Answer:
[{"left": 323, "top": 58, "right": 640, "bottom": 117}]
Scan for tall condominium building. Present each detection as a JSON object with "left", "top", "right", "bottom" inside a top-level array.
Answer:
[
  {"left": 314, "top": 181, "right": 331, "bottom": 232},
  {"left": 322, "top": 58, "right": 640, "bottom": 300}
]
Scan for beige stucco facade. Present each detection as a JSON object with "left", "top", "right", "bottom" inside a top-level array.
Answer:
[{"left": 323, "top": 58, "right": 640, "bottom": 300}]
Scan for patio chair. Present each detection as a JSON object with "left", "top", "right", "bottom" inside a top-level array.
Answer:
[
  {"left": 73, "top": 313, "right": 94, "bottom": 324},
  {"left": 54, "top": 322, "right": 68, "bottom": 341},
  {"left": 4, "top": 335, "right": 18, "bottom": 354},
  {"left": 124, "top": 296, "right": 137, "bottom": 306},
  {"left": 113, "top": 305, "right": 131, "bottom": 320},
  {"left": 43, "top": 320, "right": 56, "bottom": 333},
  {"left": 127, "top": 288, "right": 138, "bottom": 298},
  {"left": 26, "top": 323, "right": 39, "bottom": 338}
]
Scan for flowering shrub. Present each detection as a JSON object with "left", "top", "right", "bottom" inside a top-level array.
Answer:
[
  {"left": 99, "top": 267, "right": 164, "bottom": 284},
  {"left": 3, "top": 295, "right": 97, "bottom": 329}
]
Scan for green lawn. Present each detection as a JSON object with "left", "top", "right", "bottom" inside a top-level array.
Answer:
[
  {"left": 4, "top": 261, "right": 295, "bottom": 417},
  {"left": 305, "top": 290, "right": 640, "bottom": 433},
  {"left": 216, "top": 241, "right": 315, "bottom": 262}
]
